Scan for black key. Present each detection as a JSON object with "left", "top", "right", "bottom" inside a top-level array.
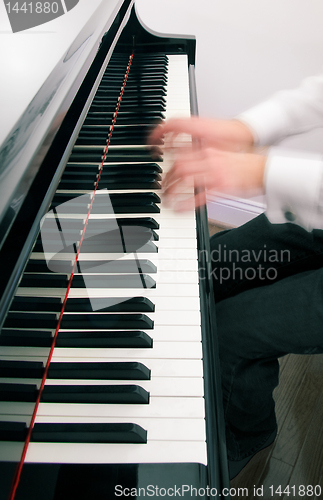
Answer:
[
  {"left": 100, "top": 165, "right": 162, "bottom": 176},
  {"left": 31, "top": 423, "right": 147, "bottom": 444},
  {"left": 90, "top": 167, "right": 163, "bottom": 183},
  {"left": 58, "top": 170, "right": 100, "bottom": 180},
  {"left": 118, "top": 104, "right": 166, "bottom": 114},
  {"left": 84, "top": 113, "right": 164, "bottom": 126},
  {"left": 92, "top": 192, "right": 161, "bottom": 211},
  {"left": 50, "top": 192, "right": 161, "bottom": 214},
  {"left": 71, "top": 274, "right": 156, "bottom": 288},
  {"left": 75, "top": 259, "right": 157, "bottom": 273},
  {"left": 60, "top": 313, "right": 154, "bottom": 329},
  {"left": 47, "top": 361, "right": 150, "bottom": 380},
  {"left": 112, "top": 203, "right": 160, "bottom": 214},
  {"left": 10, "top": 296, "right": 62, "bottom": 312},
  {"left": 68, "top": 149, "right": 159, "bottom": 163},
  {"left": 19, "top": 274, "right": 68, "bottom": 289},
  {"left": 87, "top": 104, "right": 116, "bottom": 115},
  {"left": 4, "top": 312, "right": 58, "bottom": 330},
  {"left": 41, "top": 385, "right": 149, "bottom": 404},
  {"left": 125, "top": 76, "right": 168, "bottom": 85},
  {"left": 110, "top": 124, "right": 156, "bottom": 131},
  {"left": 115, "top": 100, "right": 166, "bottom": 108},
  {"left": 0, "top": 421, "right": 27, "bottom": 441},
  {"left": 94, "top": 95, "right": 165, "bottom": 105},
  {"left": 111, "top": 83, "right": 167, "bottom": 91},
  {"left": 0, "top": 329, "right": 53, "bottom": 347},
  {"left": 59, "top": 177, "right": 161, "bottom": 190},
  {"left": 98, "top": 178, "right": 161, "bottom": 190},
  {"left": 64, "top": 297, "right": 155, "bottom": 312},
  {"left": 64, "top": 162, "right": 162, "bottom": 174},
  {"left": 56, "top": 330, "right": 153, "bottom": 348},
  {"left": 108, "top": 135, "right": 154, "bottom": 146},
  {"left": 0, "top": 361, "right": 44, "bottom": 378},
  {"left": 77, "top": 238, "right": 158, "bottom": 254},
  {"left": 77, "top": 129, "right": 111, "bottom": 138},
  {"left": 25, "top": 259, "right": 68, "bottom": 273},
  {"left": 26, "top": 258, "right": 157, "bottom": 275},
  {"left": 114, "top": 114, "right": 165, "bottom": 125},
  {"left": 79, "top": 227, "right": 159, "bottom": 242},
  {"left": 67, "top": 150, "right": 105, "bottom": 163},
  {"left": 0, "top": 383, "right": 38, "bottom": 402},
  {"left": 75, "top": 137, "right": 111, "bottom": 146},
  {"left": 76, "top": 134, "right": 158, "bottom": 146},
  {"left": 126, "top": 69, "right": 167, "bottom": 77},
  {"left": 86, "top": 216, "right": 159, "bottom": 230},
  {"left": 35, "top": 234, "right": 158, "bottom": 266},
  {"left": 92, "top": 97, "right": 166, "bottom": 106},
  {"left": 122, "top": 93, "right": 167, "bottom": 101},
  {"left": 116, "top": 88, "right": 167, "bottom": 96}
]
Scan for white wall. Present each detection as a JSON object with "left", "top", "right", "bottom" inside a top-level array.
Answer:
[
  {"left": 136, "top": 0, "right": 323, "bottom": 224},
  {"left": 136, "top": 0, "right": 323, "bottom": 153}
]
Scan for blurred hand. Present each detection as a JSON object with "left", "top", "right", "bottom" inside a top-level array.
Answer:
[
  {"left": 163, "top": 146, "right": 266, "bottom": 211},
  {"left": 149, "top": 117, "right": 255, "bottom": 152},
  {"left": 163, "top": 148, "right": 266, "bottom": 210},
  {"left": 149, "top": 117, "right": 266, "bottom": 211}
]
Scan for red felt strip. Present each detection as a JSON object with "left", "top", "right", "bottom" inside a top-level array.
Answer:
[{"left": 8, "top": 53, "right": 134, "bottom": 500}]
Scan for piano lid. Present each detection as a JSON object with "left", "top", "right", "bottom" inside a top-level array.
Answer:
[
  {"left": 0, "top": 0, "right": 196, "bottom": 324},
  {"left": 0, "top": 0, "right": 132, "bottom": 245}
]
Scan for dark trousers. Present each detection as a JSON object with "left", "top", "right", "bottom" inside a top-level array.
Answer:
[{"left": 210, "top": 214, "right": 323, "bottom": 460}]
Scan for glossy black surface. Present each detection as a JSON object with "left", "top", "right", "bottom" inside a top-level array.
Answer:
[
  {"left": 0, "top": 463, "right": 208, "bottom": 500},
  {"left": 0, "top": 2, "right": 229, "bottom": 499},
  {"left": 0, "top": 1, "right": 133, "bottom": 313}
]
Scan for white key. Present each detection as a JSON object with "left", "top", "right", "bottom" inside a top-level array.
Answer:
[
  {"left": 50, "top": 340, "right": 202, "bottom": 360},
  {"left": 36, "top": 396, "right": 205, "bottom": 419},
  {"left": 0, "top": 440, "right": 207, "bottom": 465},
  {"left": 27, "top": 254, "right": 199, "bottom": 271},
  {"left": 58, "top": 324, "right": 202, "bottom": 341},
  {"left": 30, "top": 247, "right": 199, "bottom": 261},
  {"left": 11, "top": 294, "right": 200, "bottom": 312},
  {"left": 24, "top": 440, "right": 207, "bottom": 465},
  {"left": 17, "top": 283, "right": 200, "bottom": 298}
]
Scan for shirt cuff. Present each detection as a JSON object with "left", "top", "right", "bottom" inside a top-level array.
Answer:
[
  {"left": 237, "top": 100, "right": 293, "bottom": 147},
  {"left": 264, "top": 148, "right": 323, "bottom": 230}
]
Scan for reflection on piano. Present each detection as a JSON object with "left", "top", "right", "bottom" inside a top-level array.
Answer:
[{"left": 0, "top": 1, "right": 230, "bottom": 498}]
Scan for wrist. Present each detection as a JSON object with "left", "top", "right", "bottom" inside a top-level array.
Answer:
[
  {"left": 231, "top": 119, "right": 255, "bottom": 148},
  {"left": 251, "top": 154, "right": 267, "bottom": 190}
]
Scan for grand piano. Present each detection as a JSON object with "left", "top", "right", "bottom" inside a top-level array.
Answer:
[{"left": 0, "top": 1, "right": 230, "bottom": 498}]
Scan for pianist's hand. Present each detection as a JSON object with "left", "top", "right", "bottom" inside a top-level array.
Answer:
[
  {"left": 149, "top": 117, "right": 266, "bottom": 211},
  {"left": 149, "top": 117, "right": 254, "bottom": 152},
  {"left": 162, "top": 146, "right": 266, "bottom": 211}
]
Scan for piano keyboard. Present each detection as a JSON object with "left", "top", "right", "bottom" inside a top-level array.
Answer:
[{"left": 0, "top": 52, "right": 208, "bottom": 471}]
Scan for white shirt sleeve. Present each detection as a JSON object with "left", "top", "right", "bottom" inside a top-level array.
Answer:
[
  {"left": 264, "top": 149, "right": 323, "bottom": 230},
  {"left": 237, "top": 75, "right": 323, "bottom": 230}
]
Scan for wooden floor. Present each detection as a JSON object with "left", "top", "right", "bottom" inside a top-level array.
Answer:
[
  {"left": 208, "top": 223, "right": 323, "bottom": 499},
  {"left": 231, "top": 354, "right": 323, "bottom": 499}
]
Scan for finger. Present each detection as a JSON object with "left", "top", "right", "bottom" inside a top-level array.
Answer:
[
  {"left": 150, "top": 145, "right": 164, "bottom": 160},
  {"left": 148, "top": 122, "right": 168, "bottom": 145},
  {"left": 163, "top": 174, "right": 195, "bottom": 198},
  {"left": 163, "top": 153, "right": 210, "bottom": 189},
  {"left": 148, "top": 117, "right": 204, "bottom": 145},
  {"left": 147, "top": 119, "right": 166, "bottom": 145}
]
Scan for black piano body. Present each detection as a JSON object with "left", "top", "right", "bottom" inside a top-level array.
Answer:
[{"left": 0, "top": 1, "right": 230, "bottom": 498}]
